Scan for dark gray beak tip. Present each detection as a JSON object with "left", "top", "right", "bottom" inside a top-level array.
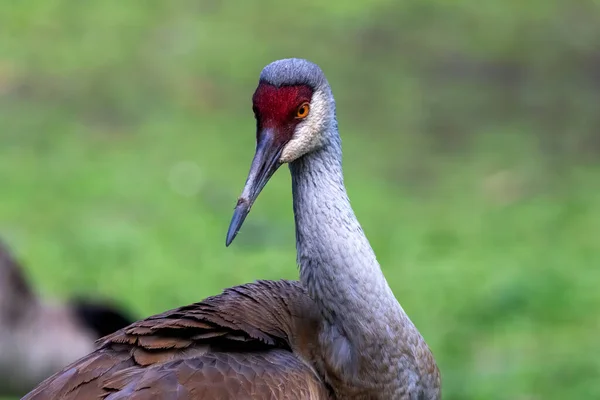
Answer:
[
  {"left": 225, "top": 233, "right": 235, "bottom": 247},
  {"left": 225, "top": 224, "right": 239, "bottom": 247},
  {"left": 225, "top": 199, "right": 250, "bottom": 247}
]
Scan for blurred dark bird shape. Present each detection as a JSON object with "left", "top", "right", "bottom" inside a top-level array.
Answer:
[{"left": 0, "top": 240, "right": 134, "bottom": 397}]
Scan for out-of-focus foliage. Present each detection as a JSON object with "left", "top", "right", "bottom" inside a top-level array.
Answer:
[{"left": 0, "top": 1, "right": 598, "bottom": 399}]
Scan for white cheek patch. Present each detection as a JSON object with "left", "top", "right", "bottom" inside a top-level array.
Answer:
[{"left": 280, "top": 90, "right": 329, "bottom": 163}]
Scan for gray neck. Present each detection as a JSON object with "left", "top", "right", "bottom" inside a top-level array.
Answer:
[{"left": 289, "top": 126, "right": 414, "bottom": 384}]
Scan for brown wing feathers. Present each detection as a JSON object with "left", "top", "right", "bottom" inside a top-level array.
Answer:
[{"left": 23, "top": 280, "right": 331, "bottom": 400}]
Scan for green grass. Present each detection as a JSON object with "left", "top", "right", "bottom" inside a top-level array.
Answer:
[{"left": 1, "top": 1, "right": 599, "bottom": 399}]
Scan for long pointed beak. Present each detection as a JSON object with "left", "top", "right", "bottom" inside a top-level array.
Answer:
[{"left": 226, "top": 129, "right": 285, "bottom": 246}]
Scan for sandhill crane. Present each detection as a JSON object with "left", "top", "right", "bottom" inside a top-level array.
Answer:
[
  {"left": 0, "top": 241, "right": 134, "bottom": 397},
  {"left": 22, "top": 58, "right": 441, "bottom": 400}
]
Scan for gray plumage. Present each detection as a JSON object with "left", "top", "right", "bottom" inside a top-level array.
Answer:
[
  {"left": 288, "top": 72, "right": 440, "bottom": 397},
  {"left": 260, "top": 58, "right": 328, "bottom": 90}
]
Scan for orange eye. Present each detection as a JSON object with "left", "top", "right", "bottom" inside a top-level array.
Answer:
[{"left": 296, "top": 102, "right": 310, "bottom": 119}]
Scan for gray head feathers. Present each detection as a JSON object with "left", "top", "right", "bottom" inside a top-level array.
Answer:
[{"left": 259, "top": 58, "right": 328, "bottom": 90}]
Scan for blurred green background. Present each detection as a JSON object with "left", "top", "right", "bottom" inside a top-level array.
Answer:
[{"left": 1, "top": 0, "right": 599, "bottom": 399}]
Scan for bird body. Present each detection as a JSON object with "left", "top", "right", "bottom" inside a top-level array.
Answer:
[{"left": 22, "top": 58, "right": 441, "bottom": 400}]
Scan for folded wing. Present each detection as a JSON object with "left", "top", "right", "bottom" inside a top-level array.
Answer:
[{"left": 23, "top": 280, "right": 331, "bottom": 400}]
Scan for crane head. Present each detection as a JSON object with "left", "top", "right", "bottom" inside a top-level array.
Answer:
[{"left": 226, "top": 58, "right": 334, "bottom": 246}]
